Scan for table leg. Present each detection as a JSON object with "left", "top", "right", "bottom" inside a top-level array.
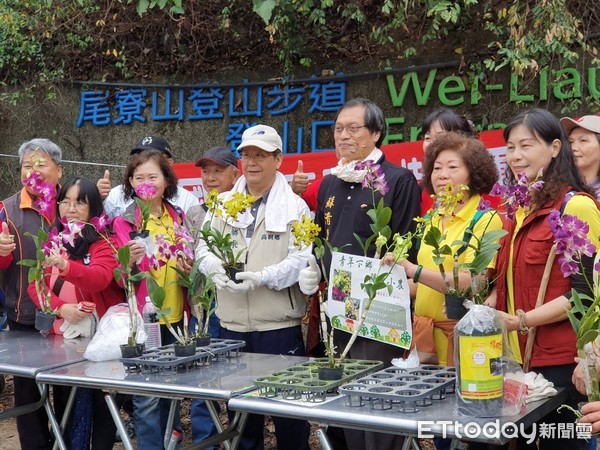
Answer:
[
  {"left": 164, "top": 399, "right": 181, "bottom": 450},
  {"left": 104, "top": 391, "right": 134, "bottom": 450},
  {"left": 315, "top": 426, "right": 333, "bottom": 450},
  {"left": 186, "top": 411, "right": 249, "bottom": 450},
  {"left": 401, "top": 436, "right": 422, "bottom": 450},
  {"left": 52, "top": 386, "right": 78, "bottom": 450},
  {"left": 38, "top": 383, "right": 67, "bottom": 450},
  {"left": 0, "top": 382, "right": 47, "bottom": 420},
  {"left": 206, "top": 400, "right": 227, "bottom": 449}
]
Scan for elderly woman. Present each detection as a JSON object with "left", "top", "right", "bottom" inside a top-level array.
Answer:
[
  {"left": 561, "top": 114, "right": 600, "bottom": 198},
  {"left": 0, "top": 138, "right": 64, "bottom": 449},
  {"left": 391, "top": 132, "right": 502, "bottom": 367},
  {"left": 112, "top": 149, "right": 187, "bottom": 450}
]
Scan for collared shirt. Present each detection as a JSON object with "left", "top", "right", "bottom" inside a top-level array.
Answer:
[
  {"left": 146, "top": 206, "right": 184, "bottom": 324},
  {"left": 245, "top": 190, "right": 270, "bottom": 241}
]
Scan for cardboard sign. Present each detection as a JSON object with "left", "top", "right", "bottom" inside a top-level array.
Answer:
[{"left": 326, "top": 251, "right": 412, "bottom": 349}]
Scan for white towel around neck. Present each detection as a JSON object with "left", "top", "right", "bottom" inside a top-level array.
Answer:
[
  {"left": 227, "top": 171, "right": 298, "bottom": 233},
  {"left": 329, "top": 148, "right": 383, "bottom": 183}
]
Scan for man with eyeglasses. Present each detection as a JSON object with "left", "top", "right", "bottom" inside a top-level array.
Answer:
[
  {"left": 196, "top": 124, "right": 311, "bottom": 450},
  {"left": 298, "top": 98, "right": 421, "bottom": 450}
]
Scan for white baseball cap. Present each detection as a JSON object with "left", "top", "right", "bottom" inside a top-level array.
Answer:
[
  {"left": 237, "top": 125, "right": 282, "bottom": 153},
  {"left": 560, "top": 115, "right": 600, "bottom": 135}
]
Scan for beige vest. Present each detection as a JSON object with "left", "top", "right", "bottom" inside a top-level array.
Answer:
[{"left": 215, "top": 207, "right": 306, "bottom": 332}]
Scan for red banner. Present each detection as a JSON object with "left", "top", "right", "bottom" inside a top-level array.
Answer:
[{"left": 174, "top": 129, "right": 507, "bottom": 203}]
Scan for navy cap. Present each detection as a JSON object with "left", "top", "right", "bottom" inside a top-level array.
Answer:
[
  {"left": 195, "top": 146, "right": 238, "bottom": 168},
  {"left": 130, "top": 136, "right": 173, "bottom": 159}
]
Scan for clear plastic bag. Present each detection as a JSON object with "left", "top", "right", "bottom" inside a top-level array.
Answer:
[{"left": 83, "top": 303, "right": 146, "bottom": 362}]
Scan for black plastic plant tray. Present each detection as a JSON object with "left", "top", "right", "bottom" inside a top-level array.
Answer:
[
  {"left": 339, "top": 364, "right": 456, "bottom": 413},
  {"left": 254, "top": 358, "right": 384, "bottom": 403},
  {"left": 120, "top": 339, "right": 245, "bottom": 373}
]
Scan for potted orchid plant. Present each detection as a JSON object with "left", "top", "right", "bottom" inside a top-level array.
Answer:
[
  {"left": 548, "top": 209, "right": 600, "bottom": 405},
  {"left": 292, "top": 161, "right": 417, "bottom": 378},
  {"left": 198, "top": 189, "right": 255, "bottom": 282},
  {"left": 420, "top": 184, "right": 507, "bottom": 319},
  {"left": 142, "top": 222, "right": 208, "bottom": 355},
  {"left": 17, "top": 171, "right": 58, "bottom": 332},
  {"left": 71, "top": 211, "right": 146, "bottom": 354},
  {"left": 174, "top": 257, "right": 217, "bottom": 347}
]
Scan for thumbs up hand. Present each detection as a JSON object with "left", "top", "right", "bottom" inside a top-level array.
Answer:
[
  {"left": 0, "top": 222, "right": 15, "bottom": 257},
  {"left": 97, "top": 170, "right": 111, "bottom": 199},
  {"left": 291, "top": 160, "right": 309, "bottom": 195},
  {"left": 299, "top": 255, "right": 321, "bottom": 295}
]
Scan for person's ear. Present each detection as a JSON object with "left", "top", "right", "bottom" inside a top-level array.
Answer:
[
  {"left": 551, "top": 139, "right": 561, "bottom": 158},
  {"left": 274, "top": 153, "right": 283, "bottom": 169}
]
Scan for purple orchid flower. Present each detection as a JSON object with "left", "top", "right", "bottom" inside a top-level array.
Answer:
[
  {"left": 492, "top": 172, "right": 544, "bottom": 221},
  {"left": 134, "top": 182, "right": 158, "bottom": 200},
  {"left": 354, "top": 160, "right": 389, "bottom": 196},
  {"left": 90, "top": 213, "right": 112, "bottom": 233},
  {"left": 548, "top": 210, "right": 595, "bottom": 277}
]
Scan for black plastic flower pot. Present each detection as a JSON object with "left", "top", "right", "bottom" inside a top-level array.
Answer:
[
  {"left": 120, "top": 343, "right": 144, "bottom": 358},
  {"left": 195, "top": 335, "right": 212, "bottom": 347},
  {"left": 225, "top": 263, "right": 244, "bottom": 284},
  {"left": 445, "top": 295, "right": 469, "bottom": 320},
  {"left": 129, "top": 230, "right": 150, "bottom": 240},
  {"left": 318, "top": 366, "right": 344, "bottom": 381},
  {"left": 34, "top": 310, "right": 57, "bottom": 332},
  {"left": 174, "top": 342, "right": 196, "bottom": 357}
]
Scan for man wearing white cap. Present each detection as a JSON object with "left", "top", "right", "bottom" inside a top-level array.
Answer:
[
  {"left": 561, "top": 114, "right": 600, "bottom": 198},
  {"left": 196, "top": 124, "right": 311, "bottom": 450}
]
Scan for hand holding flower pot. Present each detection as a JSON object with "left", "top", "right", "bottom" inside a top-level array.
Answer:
[{"left": 198, "top": 189, "right": 255, "bottom": 282}]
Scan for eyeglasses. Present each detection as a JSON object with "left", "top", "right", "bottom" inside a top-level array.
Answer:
[
  {"left": 240, "top": 152, "right": 273, "bottom": 162},
  {"left": 58, "top": 200, "right": 88, "bottom": 210},
  {"left": 331, "top": 124, "right": 367, "bottom": 135}
]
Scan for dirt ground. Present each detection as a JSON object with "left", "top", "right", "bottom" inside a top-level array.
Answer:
[{"left": 0, "top": 375, "right": 318, "bottom": 449}]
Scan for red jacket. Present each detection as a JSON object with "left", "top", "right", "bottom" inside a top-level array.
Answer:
[
  {"left": 495, "top": 190, "right": 595, "bottom": 368},
  {"left": 27, "top": 238, "right": 125, "bottom": 319}
]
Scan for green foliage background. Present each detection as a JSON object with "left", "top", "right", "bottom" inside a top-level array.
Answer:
[{"left": 0, "top": 0, "right": 598, "bottom": 102}]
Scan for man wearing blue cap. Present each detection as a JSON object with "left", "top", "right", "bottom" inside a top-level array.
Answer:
[{"left": 183, "top": 146, "right": 239, "bottom": 449}]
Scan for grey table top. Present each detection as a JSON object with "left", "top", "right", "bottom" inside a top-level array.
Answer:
[
  {"left": 36, "top": 353, "right": 310, "bottom": 401},
  {"left": 228, "top": 386, "right": 568, "bottom": 444},
  {"left": 0, "top": 330, "right": 89, "bottom": 377}
]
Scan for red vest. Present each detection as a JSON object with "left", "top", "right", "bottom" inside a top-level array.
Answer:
[{"left": 496, "top": 190, "right": 597, "bottom": 368}]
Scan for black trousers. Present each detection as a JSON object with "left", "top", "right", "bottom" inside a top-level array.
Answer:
[
  {"left": 9, "top": 319, "right": 70, "bottom": 450},
  {"left": 220, "top": 325, "right": 310, "bottom": 450}
]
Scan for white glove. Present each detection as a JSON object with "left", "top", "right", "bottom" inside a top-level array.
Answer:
[
  {"left": 299, "top": 255, "right": 321, "bottom": 295},
  {"left": 213, "top": 273, "right": 230, "bottom": 290},
  {"left": 60, "top": 312, "right": 98, "bottom": 339},
  {"left": 203, "top": 254, "right": 226, "bottom": 276},
  {"left": 222, "top": 271, "right": 263, "bottom": 293}
]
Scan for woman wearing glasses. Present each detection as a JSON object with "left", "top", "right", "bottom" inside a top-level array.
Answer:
[{"left": 27, "top": 176, "right": 125, "bottom": 450}]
